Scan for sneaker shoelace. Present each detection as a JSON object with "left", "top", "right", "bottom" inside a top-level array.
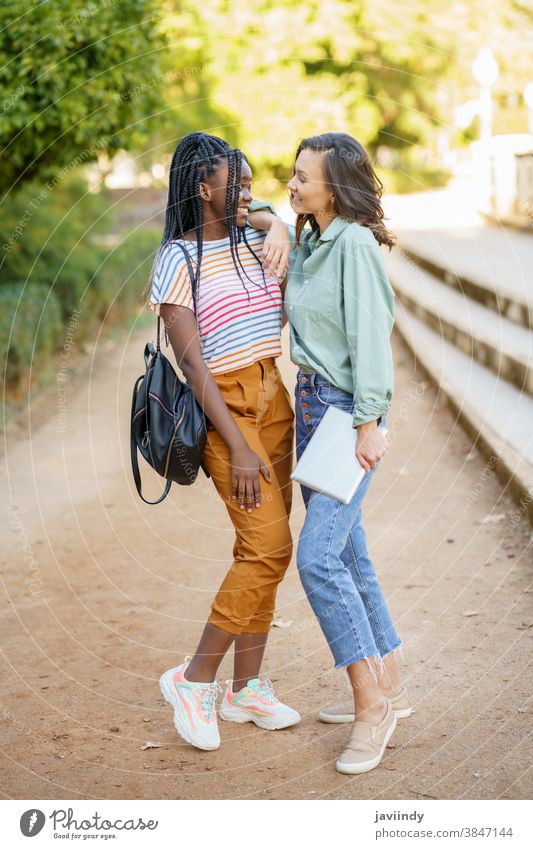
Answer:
[
  {"left": 197, "top": 682, "right": 221, "bottom": 720},
  {"left": 256, "top": 678, "right": 278, "bottom": 704}
]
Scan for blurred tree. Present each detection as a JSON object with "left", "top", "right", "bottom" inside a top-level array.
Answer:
[
  {"left": 130, "top": 2, "right": 239, "bottom": 182},
  {"left": 0, "top": 0, "right": 166, "bottom": 194},
  {"left": 3, "top": 0, "right": 527, "bottom": 195},
  {"left": 154, "top": 0, "right": 530, "bottom": 183},
  {"left": 158, "top": 0, "right": 451, "bottom": 174}
]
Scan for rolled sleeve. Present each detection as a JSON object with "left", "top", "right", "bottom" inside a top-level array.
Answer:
[
  {"left": 248, "top": 198, "right": 296, "bottom": 251},
  {"left": 342, "top": 241, "right": 395, "bottom": 428},
  {"left": 248, "top": 197, "right": 278, "bottom": 218}
]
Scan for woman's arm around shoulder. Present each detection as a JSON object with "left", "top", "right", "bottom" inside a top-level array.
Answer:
[{"left": 247, "top": 199, "right": 294, "bottom": 278}]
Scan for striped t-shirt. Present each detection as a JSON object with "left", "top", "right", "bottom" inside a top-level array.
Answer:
[{"left": 149, "top": 227, "right": 283, "bottom": 374}]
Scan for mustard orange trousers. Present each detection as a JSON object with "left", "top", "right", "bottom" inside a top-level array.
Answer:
[{"left": 201, "top": 357, "right": 294, "bottom": 635}]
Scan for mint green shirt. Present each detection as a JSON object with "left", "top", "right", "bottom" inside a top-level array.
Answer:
[{"left": 249, "top": 200, "right": 395, "bottom": 427}]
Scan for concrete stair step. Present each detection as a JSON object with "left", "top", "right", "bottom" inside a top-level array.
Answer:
[
  {"left": 394, "top": 301, "right": 533, "bottom": 523},
  {"left": 387, "top": 251, "right": 533, "bottom": 396},
  {"left": 395, "top": 228, "right": 533, "bottom": 331}
]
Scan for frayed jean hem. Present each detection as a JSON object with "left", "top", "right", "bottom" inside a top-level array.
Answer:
[{"left": 333, "top": 638, "right": 404, "bottom": 673}]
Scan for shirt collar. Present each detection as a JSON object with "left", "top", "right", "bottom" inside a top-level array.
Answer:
[{"left": 316, "top": 215, "right": 353, "bottom": 243}]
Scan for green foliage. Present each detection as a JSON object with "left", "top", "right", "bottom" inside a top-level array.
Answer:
[
  {"left": 378, "top": 162, "right": 450, "bottom": 195},
  {"left": 130, "top": 4, "right": 239, "bottom": 179},
  {"left": 171, "top": 0, "right": 451, "bottom": 172},
  {"left": 152, "top": 0, "right": 528, "bottom": 180},
  {"left": 0, "top": 175, "right": 159, "bottom": 390},
  {"left": 94, "top": 226, "right": 160, "bottom": 319},
  {"left": 0, "top": 282, "right": 62, "bottom": 388},
  {"left": 0, "top": 0, "right": 166, "bottom": 193},
  {"left": 1, "top": 175, "right": 112, "bottom": 320}
]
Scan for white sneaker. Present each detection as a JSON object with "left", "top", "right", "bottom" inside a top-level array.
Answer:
[
  {"left": 159, "top": 658, "right": 221, "bottom": 751},
  {"left": 219, "top": 678, "right": 301, "bottom": 730}
]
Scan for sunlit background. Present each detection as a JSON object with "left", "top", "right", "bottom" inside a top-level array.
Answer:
[
  {"left": 2, "top": 0, "right": 532, "bottom": 509},
  {"left": 1, "top": 0, "right": 533, "bottom": 805}
]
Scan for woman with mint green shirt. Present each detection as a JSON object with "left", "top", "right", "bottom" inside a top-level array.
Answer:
[{"left": 248, "top": 132, "right": 413, "bottom": 775}]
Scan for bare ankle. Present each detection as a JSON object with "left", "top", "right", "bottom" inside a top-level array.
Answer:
[
  {"left": 355, "top": 697, "right": 387, "bottom": 724},
  {"left": 184, "top": 662, "right": 217, "bottom": 684}
]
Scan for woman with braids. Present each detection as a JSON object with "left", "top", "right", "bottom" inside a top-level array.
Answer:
[
  {"left": 248, "top": 132, "right": 412, "bottom": 775},
  {"left": 149, "top": 132, "right": 300, "bottom": 752}
]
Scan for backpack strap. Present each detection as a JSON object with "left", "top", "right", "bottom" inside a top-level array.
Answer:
[
  {"left": 153, "top": 241, "right": 210, "bottom": 480},
  {"left": 130, "top": 372, "right": 172, "bottom": 505}
]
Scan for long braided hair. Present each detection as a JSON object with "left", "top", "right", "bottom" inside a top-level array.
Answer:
[{"left": 145, "top": 132, "right": 272, "bottom": 326}]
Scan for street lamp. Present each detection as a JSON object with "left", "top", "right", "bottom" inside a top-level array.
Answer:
[
  {"left": 472, "top": 48, "right": 499, "bottom": 141},
  {"left": 524, "top": 82, "right": 533, "bottom": 136}
]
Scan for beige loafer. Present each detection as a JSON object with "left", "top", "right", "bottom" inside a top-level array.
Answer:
[
  {"left": 336, "top": 698, "right": 397, "bottom": 774},
  {"left": 319, "top": 686, "right": 414, "bottom": 724}
]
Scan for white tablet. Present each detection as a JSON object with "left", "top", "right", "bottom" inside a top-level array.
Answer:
[{"left": 291, "top": 406, "right": 387, "bottom": 505}]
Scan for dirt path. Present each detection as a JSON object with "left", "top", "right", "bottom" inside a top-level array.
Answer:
[{"left": 1, "top": 323, "right": 531, "bottom": 800}]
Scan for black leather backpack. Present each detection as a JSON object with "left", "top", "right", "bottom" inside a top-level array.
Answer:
[{"left": 130, "top": 243, "right": 210, "bottom": 504}]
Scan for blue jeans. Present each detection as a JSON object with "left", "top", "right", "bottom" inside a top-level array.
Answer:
[{"left": 295, "top": 369, "right": 402, "bottom": 671}]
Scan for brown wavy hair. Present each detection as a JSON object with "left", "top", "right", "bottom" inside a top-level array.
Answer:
[{"left": 292, "top": 132, "right": 396, "bottom": 249}]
